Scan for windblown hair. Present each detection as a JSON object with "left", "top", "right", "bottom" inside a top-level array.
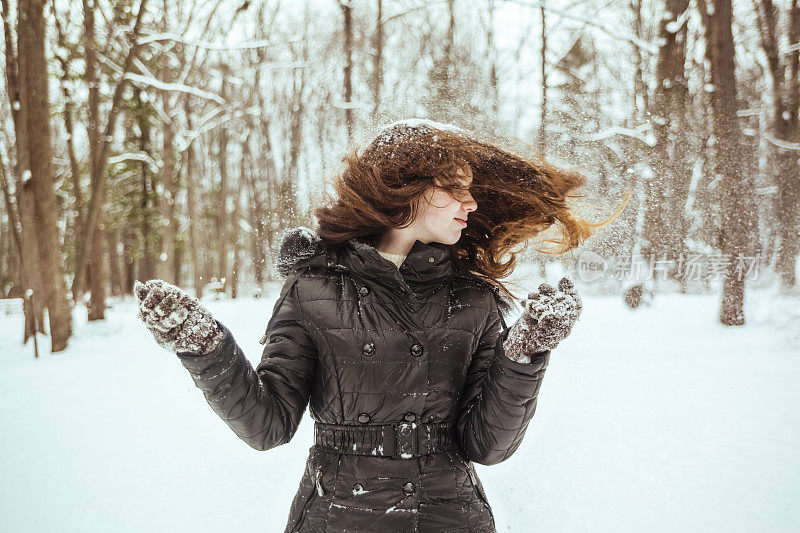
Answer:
[{"left": 314, "top": 119, "right": 629, "bottom": 305}]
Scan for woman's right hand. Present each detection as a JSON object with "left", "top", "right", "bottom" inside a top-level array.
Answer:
[
  {"left": 134, "top": 279, "right": 225, "bottom": 355},
  {"left": 502, "top": 277, "right": 583, "bottom": 362}
]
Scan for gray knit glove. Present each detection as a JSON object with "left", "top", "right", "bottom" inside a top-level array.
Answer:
[
  {"left": 134, "top": 279, "right": 225, "bottom": 355},
  {"left": 502, "top": 277, "right": 583, "bottom": 363}
]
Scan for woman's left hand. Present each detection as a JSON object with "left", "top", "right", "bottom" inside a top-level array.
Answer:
[
  {"left": 135, "top": 279, "right": 225, "bottom": 355},
  {"left": 502, "top": 277, "right": 583, "bottom": 362}
]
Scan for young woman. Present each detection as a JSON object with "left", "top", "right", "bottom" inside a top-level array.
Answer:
[{"left": 136, "top": 119, "right": 617, "bottom": 532}]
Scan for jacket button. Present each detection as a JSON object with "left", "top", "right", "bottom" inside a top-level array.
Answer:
[
  {"left": 359, "top": 286, "right": 370, "bottom": 296},
  {"left": 410, "top": 343, "right": 423, "bottom": 356},
  {"left": 403, "top": 482, "right": 415, "bottom": 495},
  {"left": 404, "top": 412, "right": 416, "bottom": 422},
  {"left": 358, "top": 413, "right": 371, "bottom": 424},
  {"left": 353, "top": 483, "right": 364, "bottom": 493},
  {"left": 362, "top": 342, "right": 375, "bottom": 356},
  {"left": 428, "top": 257, "right": 435, "bottom": 263}
]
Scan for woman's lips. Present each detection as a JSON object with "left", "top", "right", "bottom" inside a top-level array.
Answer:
[{"left": 455, "top": 218, "right": 468, "bottom": 228}]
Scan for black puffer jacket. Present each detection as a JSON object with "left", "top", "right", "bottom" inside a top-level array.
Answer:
[{"left": 177, "top": 228, "right": 551, "bottom": 532}]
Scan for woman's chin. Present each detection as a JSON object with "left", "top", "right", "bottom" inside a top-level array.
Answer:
[{"left": 439, "top": 232, "right": 461, "bottom": 245}]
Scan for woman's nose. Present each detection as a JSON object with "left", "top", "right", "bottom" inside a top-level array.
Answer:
[{"left": 463, "top": 196, "right": 477, "bottom": 212}]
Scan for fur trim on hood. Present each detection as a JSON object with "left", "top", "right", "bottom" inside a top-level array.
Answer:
[{"left": 276, "top": 226, "right": 326, "bottom": 277}]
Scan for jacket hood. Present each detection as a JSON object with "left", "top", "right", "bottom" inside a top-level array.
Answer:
[{"left": 276, "top": 226, "right": 328, "bottom": 277}]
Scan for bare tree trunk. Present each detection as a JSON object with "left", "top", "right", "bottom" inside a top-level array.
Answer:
[
  {"left": 18, "top": 0, "right": 73, "bottom": 350},
  {"left": 786, "top": 0, "right": 800, "bottom": 289},
  {"left": 230, "top": 145, "right": 245, "bottom": 299},
  {"left": 122, "top": 225, "right": 136, "bottom": 294},
  {"left": 426, "top": 0, "right": 457, "bottom": 123},
  {"left": 755, "top": 0, "right": 800, "bottom": 291},
  {"left": 134, "top": 85, "right": 156, "bottom": 282},
  {"left": 254, "top": 52, "right": 277, "bottom": 279},
  {"left": 671, "top": 40, "right": 694, "bottom": 294},
  {"left": 159, "top": 113, "right": 179, "bottom": 284},
  {"left": 82, "top": 0, "right": 106, "bottom": 321},
  {"left": 216, "top": 77, "right": 230, "bottom": 294},
  {"left": 156, "top": 4, "right": 179, "bottom": 285},
  {"left": 106, "top": 227, "right": 121, "bottom": 297},
  {"left": 538, "top": 4, "right": 547, "bottom": 154},
  {"left": 700, "top": 0, "right": 754, "bottom": 325},
  {"left": 617, "top": 0, "right": 647, "bottom": 254},
  {"left": 0, "top": 152, "right": 23, "bottom": 298},
  {"left": 87, "top": 197, "right": 106, "bottom": 320},
  {"left": 247, "top": 188, "right": 266, "bottom": 287},
  {"left": 184, "top": 99, "right": 203, "bottom": 298},
  {"left": 370, "top": 0, "right": 384, "bottom": 123},
  {"left": 0, "top": 155, "right": 22, "bottom": 262},
  {"left": 53, "top": 7, "right": 83, "bottom": 251},
  {"left": 0, "top": 214, "right": 11, "bottom": 291},
  {"left": 243, "top": 123, "right": 267, "bottom": 287},
  {"left": 2, "top": 0, "right": 44, "bottom": 339},
  {"left": 283, "top": 42, "right": 306, "bottom": 226},
  {"left": 82, "top": 0, "right": 107, "bottom": 320},
  {"left": 173, "top": 236, "right": 183, "bottom": 287},
  {"left": 339, "top": 0, "right": 353, "bottom": 143},
  {"left": 630, "top": 0, "right": 647, "bottom": 115},
  {"left": 486, "top": 0, "right": 499, "bottom": 120},
  {"left": 446, "top": 0, "right": 455, "bottom": 73},
  {"left": 71, "top": 0, "right": 149, "bottom": 301},
  {"left": 643, "top": 0, "right": 691, "bottom": 287}
]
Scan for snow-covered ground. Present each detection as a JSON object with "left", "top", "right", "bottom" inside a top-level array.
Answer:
[{"left": 1, "top": 278, "right": 798, "bottom": 533}]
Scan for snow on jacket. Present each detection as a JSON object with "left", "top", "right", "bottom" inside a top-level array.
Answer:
[{"left": 176, "top": 227, "right": 552, "bottom": 532}]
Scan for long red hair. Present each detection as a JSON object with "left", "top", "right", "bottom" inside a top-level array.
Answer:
[{"left": 314, "top": 120, "right": 629, "bottom": 307}]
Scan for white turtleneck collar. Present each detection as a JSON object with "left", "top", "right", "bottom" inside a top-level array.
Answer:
[{"left": 377, "top": 249, "right": 407, "bottom": 269}]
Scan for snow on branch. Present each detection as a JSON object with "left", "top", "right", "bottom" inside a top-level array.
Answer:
[
  {"left": 138, "top": 32, "right": 305, "bottom": 52},
  {"left": 764, "top": 131, "right": 800, "bottom": 151},
  {"left": 381, "top": 1, "right": 449, "bottom": 25},
  {"left": 330, "top": 99, "right": 374, "bottom": 111},
  {"left": 124, "top": 72, "right": 226, "bottom": 105},
  {"left": 108, "top": 152, "right": 160, "bottom": 173},
  {"left": 581, "top": 124, "right": 657, "bottom": 147}
]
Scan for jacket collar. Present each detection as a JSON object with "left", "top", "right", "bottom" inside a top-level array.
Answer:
[
  {"left": 340, "top": 234, "right": 455, "bottom": 297},
  {"left": 277, "top": 226, "right": 512, "bottom": 318},
  {"left": 277, "top": 226, "right": 458, "bottom": 299}
]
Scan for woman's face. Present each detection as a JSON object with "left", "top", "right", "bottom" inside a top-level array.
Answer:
[{"left": 414, "top": 166, "right": 477, "bottom": 245}]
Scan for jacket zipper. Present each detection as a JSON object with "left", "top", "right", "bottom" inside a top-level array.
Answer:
[{"left": 292, "top": 465, "right": 325, "bottom": 532}]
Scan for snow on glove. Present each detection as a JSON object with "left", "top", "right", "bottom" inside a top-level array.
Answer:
[
  {"left": 502, "top": 276, "right": 583, "bottom": 363},
  {"left": 134, "top": 279, "right": 225, "bottom": 355}
]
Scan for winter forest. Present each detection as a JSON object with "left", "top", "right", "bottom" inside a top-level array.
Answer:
[{"left": 1, "top": 0, "right": 799, "bottom": 532}]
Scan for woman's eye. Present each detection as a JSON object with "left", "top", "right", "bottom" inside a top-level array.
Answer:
[{"left": 453, "top": 187, "right": 472, "bottom": 199}]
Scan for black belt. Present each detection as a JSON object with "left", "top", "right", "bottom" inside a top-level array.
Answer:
[{"left": 314, "top": 420, "right": 459, "bottom": 459}]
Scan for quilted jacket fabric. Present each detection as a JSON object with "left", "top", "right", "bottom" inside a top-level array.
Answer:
[{"left": 176, "top": 229, "right": 551, "bottom": 532}]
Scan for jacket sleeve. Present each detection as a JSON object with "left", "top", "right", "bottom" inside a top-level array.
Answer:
[
  {"left": 455, "top": 293, "right": 551, "bottom": 466},
  {"left": 176, "top": 278, "right": 318, "bottom": 451}
]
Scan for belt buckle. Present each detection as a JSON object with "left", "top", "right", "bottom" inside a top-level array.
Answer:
[{"left": 395, "top": 421, "right": 418, "bottom": 459}]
